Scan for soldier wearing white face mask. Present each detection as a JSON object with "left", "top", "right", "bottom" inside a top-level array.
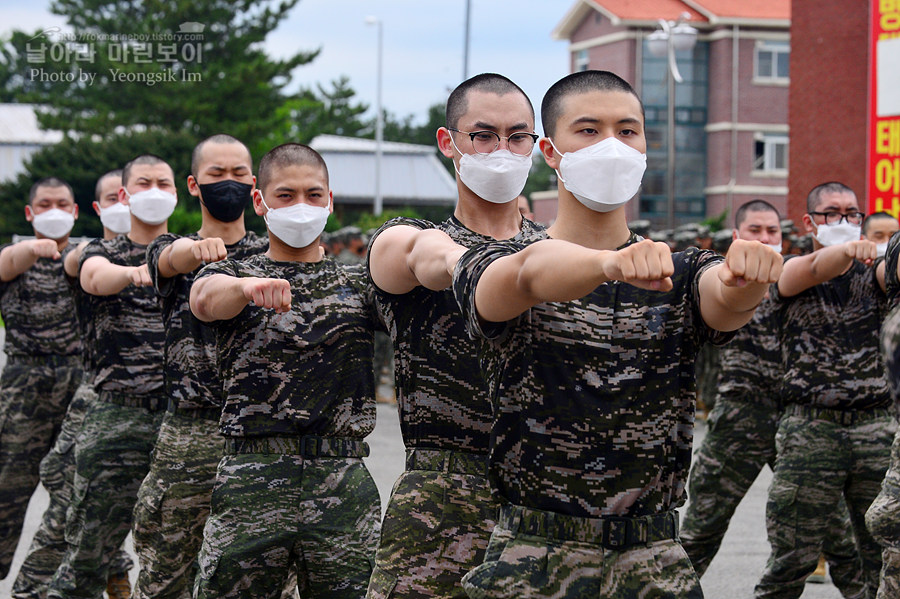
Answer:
[
  {"left": 755, "top": 181, "right": 896, "bottom": 598},
  {"left": 364, "top": 73, "right": 545, "bottom": 598},
  {"left": 47, "top": 155, "right": 174, "bottom": 599},
  {"left": 0, "top": 177, "right": 82, "bottom": 583}
]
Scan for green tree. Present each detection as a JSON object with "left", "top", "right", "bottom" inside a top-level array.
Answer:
[
  {"left": 3, "top": 0, "right": 317, "bottom": 152},
  {"left": 0, "top": 128, "right": 266, "bottom": 242}
]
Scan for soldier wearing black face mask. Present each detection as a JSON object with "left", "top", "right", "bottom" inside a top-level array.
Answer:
[{"left": 130, "top": 134, "right": 273, "bottom": 599}]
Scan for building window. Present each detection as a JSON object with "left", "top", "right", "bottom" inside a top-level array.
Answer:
[
  {"left": 754, "top": 41, "right": 790, "bottom": 82},
  {"left": 754, "top": 133, "right": 789, "bottom": 173},
  {"left": 575, "top": 49, "right": 589, "bottom": 72}
]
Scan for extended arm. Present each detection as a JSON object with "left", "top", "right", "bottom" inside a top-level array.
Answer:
[
  {"left": 472, "top": 238, "right": 674, "bottom": 323},
  {"left": 369, "top": 225, "right": 467, "bottom": 294},
  {"left": 80, "top": 256, "right": 151, "bottom": 296},
  {"left": 190, "top": 274, "right": 291, "bottom": 322},
  {"left": 777, "top": 240, "right": 876, "bottom": 298},
  {"left": 157, "top": 237, "right": 227, "bottom": 279},
  {"left": 699, "top": 239, "right": 783, "bottom": 331},
  {"left": 63, "top": 241, "right": 90, "bottom": 278},
  {"left": 0, "top": 239, "right": 61, "bottom": 282}
]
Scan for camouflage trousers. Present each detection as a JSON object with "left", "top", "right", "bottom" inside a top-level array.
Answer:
[
  {"left": 195, "top": 437, "right": 381, "bottom": 599},
  {"left": 461, "top": 503, "right": 700, "bottom": 599},
  {"left": 367, "top": 448, "right": 499, "bottom": 598},
  {"left": 866, "top": 427, "right": 900, "bottom": 599},
  {"left": 755, "top": 406, "right": 896, "bottom": 599},
  {"left": 131, "top": 410, "right": 222, "bottom": 599},
  {"left": 682, "top": 398, "right": 863, "bottom": 596},
  {"left": 0, "top": 355, "right": 81, "bottom": 579},
  {"left": 11, "top": 381, "right": 133, "bottom": 599},
  {"left": 47, "top": 397, "right": 165, "bottom": 599}
]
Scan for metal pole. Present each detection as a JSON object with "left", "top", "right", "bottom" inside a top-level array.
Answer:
[
  {"left": 666, "top": 36, "right": 676, "bottom": 230},
  {"left": 462, "top": 0, "right": 470, "bottom": 80},
  {"left": 374, "top": 20, "right": 383, "bottom": 216}
]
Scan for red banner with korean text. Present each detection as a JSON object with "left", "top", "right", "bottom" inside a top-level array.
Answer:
[{"left": 869, "top": 0, "right": 900, "bottom": 217}]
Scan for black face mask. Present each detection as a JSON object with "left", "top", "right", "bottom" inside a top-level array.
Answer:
[{"left": 198, "top": 180, "right": 252, "bottom": 222}]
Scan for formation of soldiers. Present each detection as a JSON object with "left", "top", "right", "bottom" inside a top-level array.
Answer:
[{"left": 0, "top": 68, "right": 900, "bottom": 599}]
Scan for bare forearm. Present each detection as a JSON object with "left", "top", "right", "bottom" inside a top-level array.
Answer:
[
  {"left": 0, "top": 242, "right": 42, "bottom": 281},
  {"left": 80, "top": 259, "right": 134, "bottom": 296},
  {"left": 190, "top": 275, "right": 250, "bottom": 322},
  {"left": 699, "top": 266, "right": 768, "bottom": 331},
  {"left": 158, "top": 238, "right": 202, "bottom": 279},
  {"left": 406, "top": 231, "right": 467, "bottom": 291},
  {"left": 475, "top": 240, "right": 608, "bottom": 323}
]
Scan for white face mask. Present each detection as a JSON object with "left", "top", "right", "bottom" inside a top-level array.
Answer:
[
  {"left": 734, "top": 230, "right": 782, "bottom": 254},
  {"left": 550, "top": 137, "right": 647, "bottom": 213},
  {"left": 877, "top": 242, "right": 888, "bottom": 258},
  {"left": 260, "top": 192, "right": 330, "bottom": 249},
  {"left": 32, "top": 208, "right": 75, "bottom": 239},
  {"left": 99, "top": 202, "right": 131, "bottom": 234},
  {"left": 450, "top": 136, "right": 531, "bottom": 204},
  {"left": 812, "top": 221, "right": 861, "bottom": 247},
  {"left": 126, "top": 187, "right": 177, "bottom": 225}
]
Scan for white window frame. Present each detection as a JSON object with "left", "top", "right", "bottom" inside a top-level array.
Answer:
[
  {"left": 575, "top": 49, "right": 589, "bottom": 72},
  {"left": 754, "top": 40, "right": 790, "bottom": 83},
  {"left": 753, "top": 133, "right": 789, "bottom": 174}
]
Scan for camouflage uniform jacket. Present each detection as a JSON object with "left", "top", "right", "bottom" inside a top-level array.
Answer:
[
  {"left": 0, "top": 242, "right": 80, "bottom": 358},
  {"left": 453, "top": 237, "right": 731, "bottom": 519},
  {"left": 715, "top": 294, "right": 782, "bottom": 409},
  {"left": 147, "top": 231, "right": 268, "bottom": 412},
  {"left": 366, "top": 215, "right": 544, "bottom": 452},
  {"left": 79, "top": 235, "right": 165, "bottom": 400},
  {"left": 196, "top": 255, "right": 379, "bottom": 439},
  {"left": 772, "top": 255, "right": 890, "bottom": 411}
]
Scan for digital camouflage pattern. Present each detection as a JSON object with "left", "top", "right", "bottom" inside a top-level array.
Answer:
[
  {"left": 146, "top": 231, "right": 268, "bottom": 412},
  {"left": 195, "top": 451, "right": 380, "bottom": 598},
  {"left": 130, "top": 231, "right": 268, "bottom": 599},
  {"left": 756, "top": 411, "right": 894, "bottom": 598},
  {"left": 196, "top": 255, "right": 379, "bottom": 439},
  {"left": 132, "top": 413, "right": 224, "bottom": 599},
  {"left": 453, "top": 238, "right": 730, "bottom": 519},
  {"left": 772, "top": 256, "right": 890, "bottom": 410},
  {"left": 365, "top": 216, "right": 543, "bottom": 598},
  {"left": 366, "top": 215, "right": 544, "bottom": 452},
  {"left": 681, "top": 297, "right": 782, "bottom": 573},
  {"left": 866, "top": 235, "right": 900, "bottom": 599},
  {"left": 0, "top": 356, "right": 81, "bottom": 579},
  {"left": 79, "top": 235, "right": 166, "bottom": 402},
  {"left": 12, "top": 382, "right": 133, "bottom": 599},
  {"left": 48, "top": 400, "right": 164, "bottom": 599},
  {"left": 194, "top": 254, "right": 381, "bottom": 596},
  {"left": 0, "top": 243, "right": 81, "bottom": 358},
  {"left": 0, "top": 241, "right": 81, "bottom": 578},
  {"left": 460, "top": 506, "right": 701, "bottom": 599},
  {"left": 367, "top": 449, "right": 497, "bottom": 599}
]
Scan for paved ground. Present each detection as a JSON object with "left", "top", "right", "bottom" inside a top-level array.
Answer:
[{"left": 0, "top": 327, "right": 846, "bottom": 597}]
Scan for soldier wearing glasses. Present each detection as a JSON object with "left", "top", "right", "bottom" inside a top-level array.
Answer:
[
  {"left": 756, "top": 181, "right": 896, "bottom": 598},
  {"left": 365, "top": 73, "right": 544, "bottom": 598}
]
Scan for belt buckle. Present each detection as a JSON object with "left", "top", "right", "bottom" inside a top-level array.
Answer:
[
  {"left": 300, "top": 436, "right": 318, "bottom": 457},
  {"left": 605, "top": 518, "right": 623, "bottom": 548},
  {"left": 640, "top": 515, "right": 653, "bottom": 547}
]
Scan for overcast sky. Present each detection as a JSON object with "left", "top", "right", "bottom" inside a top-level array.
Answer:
[{"left": 3, "top": 0, "right": 573, "bottom": 132}]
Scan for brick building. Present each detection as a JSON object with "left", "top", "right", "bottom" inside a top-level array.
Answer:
[{"left": 552, "top": 0, "right": 790, "bottom": 228}]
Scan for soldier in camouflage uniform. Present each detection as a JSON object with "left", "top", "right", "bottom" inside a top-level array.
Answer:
[
  {"left": 12, "top": 170, "right": 134, "bottom": 599},
  {"left": 451, "top": 70, "right": 782, "bottom": 598},
  {"left": 755, "top": 182, "right": 896, "bottom": 599},
  {"left": 190, "top": 143, "right": 381, "bottom": 598},
  {"left": 681, "top": 200, "right": 864, "bottom": 596},
  {"left": 47, "top": 155, "right": 176, "bottom": 599},
  {"left": 865, "top": 231, "right": 900, "bottom": 599},
  {"left": 0, "top": 178, "right": 82, "bottom": 582},
  {"left": 130, "top": 135, "right": 271, "bottom": 599},
  {"left": 365, "top": 73, "right": 544, "bottom": 599}
]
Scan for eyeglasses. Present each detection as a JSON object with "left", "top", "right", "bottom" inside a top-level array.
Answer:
[
  {"left": 447, "top": 128, "right": 538, "bottom": 156},
  {"left": 809, "top": 211, "right": 865, "bottom": 225}
]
